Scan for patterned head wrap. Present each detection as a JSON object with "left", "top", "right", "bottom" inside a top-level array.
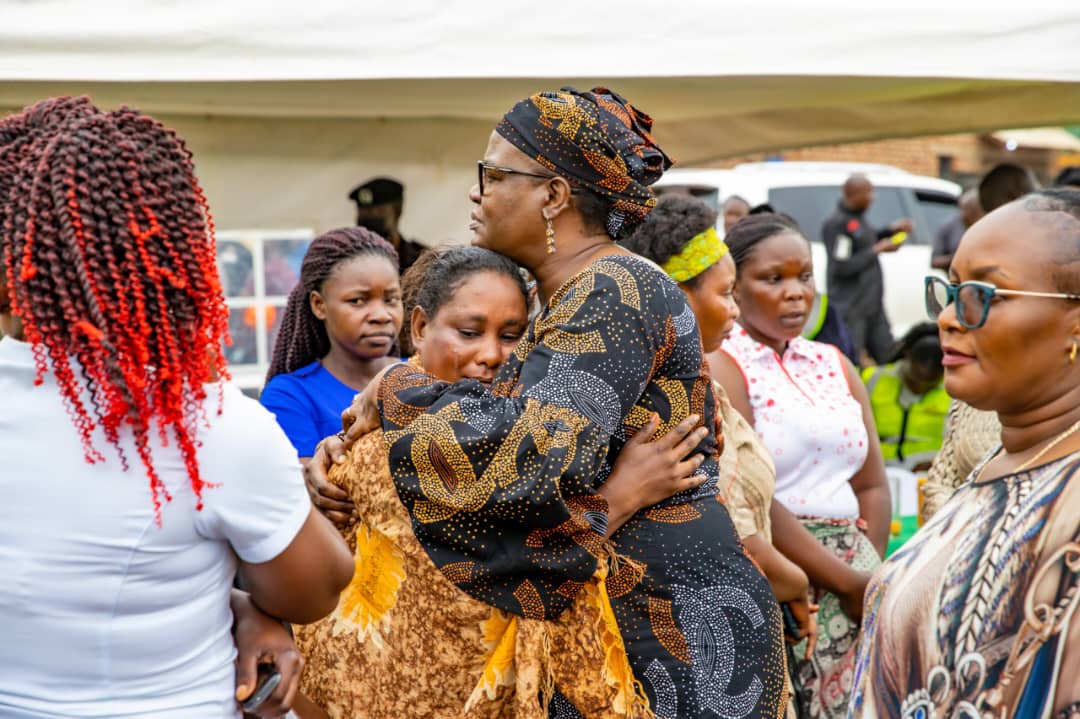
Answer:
[{"left": 496, "top": 86, "right": 674, "bottom": 238}]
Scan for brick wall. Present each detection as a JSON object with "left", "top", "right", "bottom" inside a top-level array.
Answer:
[{"left": 712, "top": 133, "right": 1063, "bottom": 185}]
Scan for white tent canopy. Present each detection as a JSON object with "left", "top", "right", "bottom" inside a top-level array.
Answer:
[{"left": 2, "top": 0, "right": 1079, "bottom": 239}]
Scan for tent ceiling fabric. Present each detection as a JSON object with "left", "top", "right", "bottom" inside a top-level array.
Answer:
[
  {"left": 1, "top": 2, "right": 1079, "bottom": 161},
  {"left": 2, "top": 1, "right": 1079, "bottom": 241},
  {"left": 2, "top": 76, "right": 1079, "bottom": 162},
  {"left": 2, "top": 1, "right": 1078, "bottom": 83}
]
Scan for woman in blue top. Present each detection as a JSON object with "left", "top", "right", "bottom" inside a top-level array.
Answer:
[{"left": 262, "top": 227, "right": 404, "bottom": 460}]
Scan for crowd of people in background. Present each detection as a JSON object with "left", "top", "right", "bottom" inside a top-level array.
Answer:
[{"left": 2, "top": 88, "right": 1079, "bottom": 719}]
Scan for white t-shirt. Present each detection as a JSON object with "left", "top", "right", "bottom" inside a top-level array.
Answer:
[{"left": 0, "top": 337, "right": 311, "bottom": 718}]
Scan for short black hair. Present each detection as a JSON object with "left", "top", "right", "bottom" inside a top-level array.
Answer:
[
  {"left": 886, "top": 322, "right": 941, "bottom": 365},
  {"left": 570, "top": 186, "right": 616, "bottom": 238},
  {"left": 1020, "top": 188, "right": 1080, "bottom": 295},
  {"left": 978, "top": 163, "right": 1038, "bottom": 212},
  {"left": 1054, "top": 165, "right": 1080, "bottom": 189},
  {"left": 621, "top": 194, "right": 718, "bottom": 287},
  {"left": 400, "top": 245, "right": 528, "bottom": 352}
]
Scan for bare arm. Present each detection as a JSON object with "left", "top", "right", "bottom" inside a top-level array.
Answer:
[
  {"left": 742, "top": 533, "right": 807, "bottom": 602},
  {"left": 230, "top": 588, "right": 304, "bottom": 715},
  {"left": 707, "top": 349, "right": 755, "bottom": 425},
  {"left": 770, "top": 500, "right": 870, "bottom": 623},
  {"left": 239, "top": 507, "right": 355, "bottom": 624},
  {"left": 841, "top": 355, "right": 892, "bottom": 557}
]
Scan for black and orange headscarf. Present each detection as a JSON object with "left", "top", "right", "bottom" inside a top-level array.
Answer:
[{"left": 496, "top": 87, "right": 674, "bottom": 238}]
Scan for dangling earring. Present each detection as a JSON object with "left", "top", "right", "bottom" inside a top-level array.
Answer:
[
  {"left": 1071, "top": 340, "right": 1077, "bottom": 364},
  {"left": 543, "top": 212, "right": 556, "bottom": 255}
]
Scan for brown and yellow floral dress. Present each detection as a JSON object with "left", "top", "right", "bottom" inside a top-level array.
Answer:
[{"left": 295, "top": 428, "right": 648, "bottom": 718}]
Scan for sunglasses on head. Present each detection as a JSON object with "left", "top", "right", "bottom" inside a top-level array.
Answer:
[
  {"left": 476, "top": 161, "right": 556, "bottom": 196},
  {"left": 924, "top": 275, "right": 1080, "bottom": 330}
]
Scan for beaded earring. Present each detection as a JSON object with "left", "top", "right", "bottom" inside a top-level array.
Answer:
[{"left": 543, "top": 212, "right": 556, "bottom": 254}]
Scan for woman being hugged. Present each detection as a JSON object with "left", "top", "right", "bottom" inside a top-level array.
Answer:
[
  {"left": 262, "top": 227, "right": 403, "bottom": 461},
  {"left": 709, "top": 213, "right": 891, "bottom": 719},
  {"left": 313, "top": 87, "right": 787, "bottom": 719},
  {"left": 850, "top": 189, "right": 1080, "bottom": 718},
  {"left": 0, "top": 97, "right": 352, "bottom": 719}
]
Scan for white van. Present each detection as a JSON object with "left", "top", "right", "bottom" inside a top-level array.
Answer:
[{"left": 654, "top": 162, "right": 961, "bottom": 334}]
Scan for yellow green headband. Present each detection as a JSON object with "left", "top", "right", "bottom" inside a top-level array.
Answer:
[{"left": 660, "top": 227, "right": 729, "bottom": 283}]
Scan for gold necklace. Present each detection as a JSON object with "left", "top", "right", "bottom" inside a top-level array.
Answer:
[{"left": 1014, "top": 417, "right": 1080, "bottom": 473}]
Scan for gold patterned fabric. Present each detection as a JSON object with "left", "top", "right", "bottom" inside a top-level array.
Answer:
[
  {"left": 295, "top": 429, "right": 651, "bottom": 719},
  {"left": 377, "top": 254, "right": 786, "bottom": 719},
  {"left": 496, "top": 88, "right": 673, "bottom": 238}
]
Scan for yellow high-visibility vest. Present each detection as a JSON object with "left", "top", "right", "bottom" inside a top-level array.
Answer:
[{"left": 862, "top": 362, "right": 950, "bottom": 469}]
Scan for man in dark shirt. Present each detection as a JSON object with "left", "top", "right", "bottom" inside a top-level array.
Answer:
[
  {"left": 821, "top": 174, "right": 912, "bottom": 365},
  {"left": 930, "top": 189, "right": 983, "bottom": 270},
  {"left": 347, "top": 177, "right": 425, "bottom": 272}
]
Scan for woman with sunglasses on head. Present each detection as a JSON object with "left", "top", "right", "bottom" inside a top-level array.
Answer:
[
  {"left": 708, "top": 213, "right": 891, "bottom": 719},
  {"left": 849, "top": 188, "right": 1080, "bottom": 718},
  {"left": 308, "top": 87, "right": 787, "bottom": 719}
]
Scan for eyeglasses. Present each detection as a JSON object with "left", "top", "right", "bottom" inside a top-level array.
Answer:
[
  {"left": 924, "top": 275, "right": 1080, "bottom": 330},
  {"left": 477, "top": 161, "right": 556, "bottom": 196}
]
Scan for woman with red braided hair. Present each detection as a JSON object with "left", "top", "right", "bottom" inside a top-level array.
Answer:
[{"left": 0, "top": 97, "right": 353, "bottom": 719}]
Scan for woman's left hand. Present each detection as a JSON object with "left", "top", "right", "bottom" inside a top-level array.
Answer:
[
  {"left": 232, "top": 590, "right": 304, "bottom": 718},
  {"left": 339, "top": 363, "right": 400, "bottom": 442},
  {"left": 598, "top": 413, "right": 708, "bottom": 536}
]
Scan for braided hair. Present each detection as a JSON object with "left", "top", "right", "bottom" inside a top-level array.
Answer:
[
  {"left": 724, "top": 213, "right": 807, "bottom": 276},
  {"left": 0, "top": 97, "right": 230, "bottom": 521},
  {"left": 266, "top": 227, "right": 398, "bottom": 381},
  {"left": 400, "top": 245, "right": 528, "bottom": 347}
]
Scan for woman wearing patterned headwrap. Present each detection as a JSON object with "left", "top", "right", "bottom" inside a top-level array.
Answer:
[{"left": 308, "top": 87, "right": 787, "bottom": 718}]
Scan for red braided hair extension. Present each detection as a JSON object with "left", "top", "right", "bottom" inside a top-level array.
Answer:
[{"left": 0, "top": 97, "right": 230, "bottom": 523}]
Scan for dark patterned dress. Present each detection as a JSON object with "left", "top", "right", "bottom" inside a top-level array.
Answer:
[{"left": 377, "top": 254, "right": 786, "bottom": 719}]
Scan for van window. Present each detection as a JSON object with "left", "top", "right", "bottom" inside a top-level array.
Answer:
[
  {"left": 914, "top": 190, "right": 959, "bottom": 239},
  {"left": 768, "top": 185, "right": 909, "bottom": 243}
]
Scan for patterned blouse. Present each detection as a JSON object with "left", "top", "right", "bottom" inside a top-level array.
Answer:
[
  {"left": 715, "top": 381, "right": 778, "bottom": 543},
  {"left": 850, "top": 451, "right": 1080, "bottom": 719},
  {"left": 376, "top": 254, "right": 786, "bottom": 719},
  {"left": 721, "top": 328, "right": 867, "bottom": 520}
]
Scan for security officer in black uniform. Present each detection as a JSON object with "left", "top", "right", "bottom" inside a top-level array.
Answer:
[
  {"left": 821, "top": 174, "right": 912, "bottom": 365},
  {"left": 347, "top": 177, "right": 425, "bottom": 273}
]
